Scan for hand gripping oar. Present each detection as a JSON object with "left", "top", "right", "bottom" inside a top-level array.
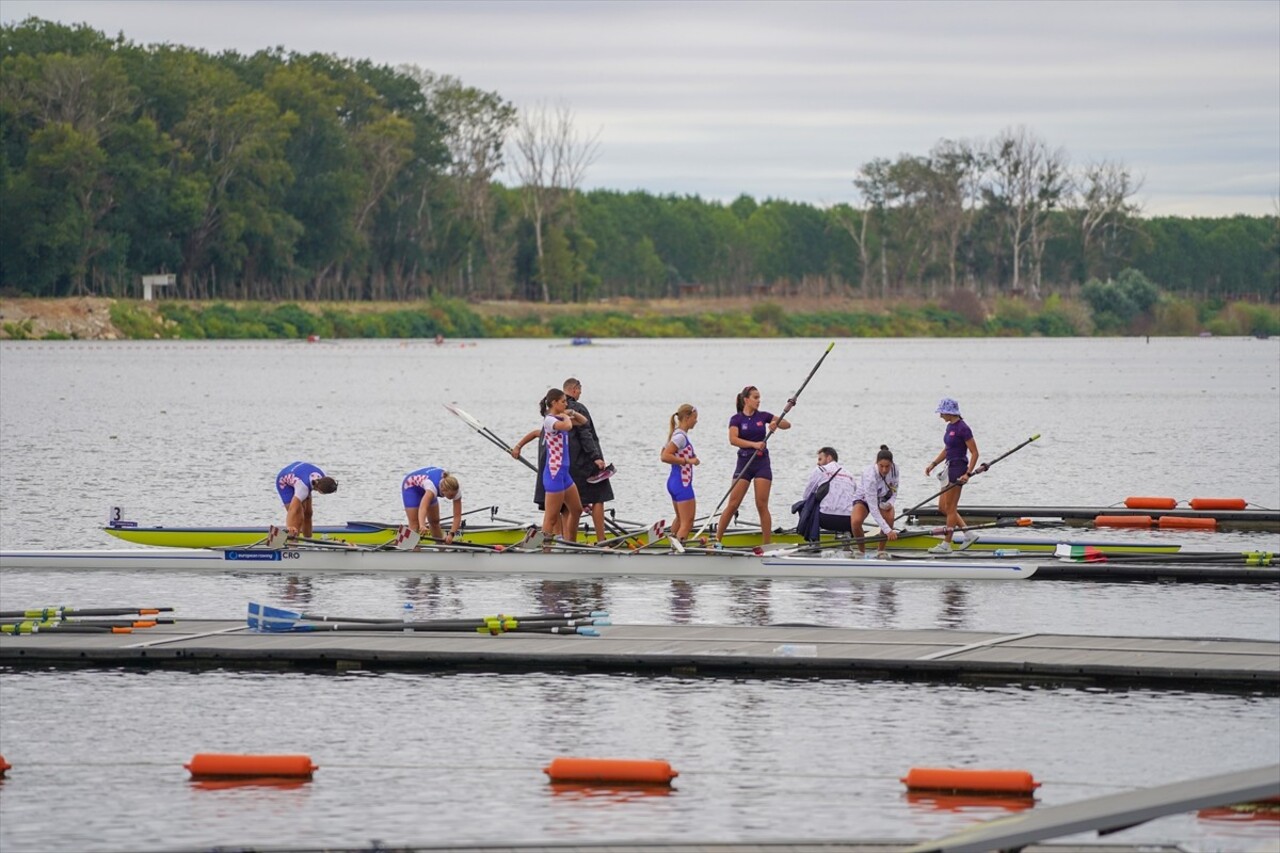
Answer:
[
  {"left": 903, "top": 433, "right": 1042, "bottom": 519},
  {"left": 690, "top": 342, "right": 836, "bottom": 542}
]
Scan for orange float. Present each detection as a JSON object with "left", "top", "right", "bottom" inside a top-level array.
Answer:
[
  {"left": 1189, "top": 497, "right": 1247, "bottom": 511},
  {"left": 184, "top": 753, "right": 317, "bottom": 780},
  {"left": 543, "top": 757, "right": 678, "bottom": 785},
  {"left": 1124, "top": 496, "right": 1177, "bottom": 510},
  {"left": 1095, "top": 515, "right": 1152, "bottom": 528},
  {"left": 1158, "top": 515, "right": 1217, "bottom": 530},
  {"left": 900, "top": 767, "right": 1040, "bottom": 795},
  {"left": 0, "top": 754, "right": 9, "bottom": 776}
]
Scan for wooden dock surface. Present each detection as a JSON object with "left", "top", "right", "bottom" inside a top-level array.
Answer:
[{"left": 2, "top": 622, "right": 1275, "bottom": 690}]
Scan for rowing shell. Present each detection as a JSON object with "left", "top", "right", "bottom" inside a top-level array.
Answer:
[
  {"left": 99, "top": 522, "right": 1183, "bottom": 556},
  {"left": 0, "top": 547, "right": 1039, "bottom": 581}
]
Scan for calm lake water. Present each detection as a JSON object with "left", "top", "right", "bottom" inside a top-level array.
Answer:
[{"left": 1, "top": 337, "right": 1278, "bottom": 852}]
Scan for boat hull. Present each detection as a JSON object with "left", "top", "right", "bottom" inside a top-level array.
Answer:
[
  {"left": 100, "top": 523, "right": 1182, "bottom": 555},
  {"left": 1, "top": 547, "right": 1039, "bottom": 581}
]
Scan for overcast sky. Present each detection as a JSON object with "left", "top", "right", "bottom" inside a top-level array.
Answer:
[{"left": 4, "top": 0, "right": 1278, "bottom": 216}]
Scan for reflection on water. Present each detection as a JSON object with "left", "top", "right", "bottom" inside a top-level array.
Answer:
[
  {"left": 937, "top": 583, "right": 969, "bottom": 629},
  {"left": 546, "top": 782, "right": 675, "bottom": 801},
  {"left": 903, "top": 791, "right": 1035, "bottom": 814}
]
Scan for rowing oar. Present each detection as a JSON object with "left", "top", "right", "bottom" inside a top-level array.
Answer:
[
  {"left": 0, "top": 606, "right": 174, "bottom": 620},
  {"left": 1054, "top": 546, "right": 1274, "bottom": 566},
  {"left": 690, "top": 342, "right": 836, "bottom": 543},
  {"left": 444, "top": 403, "right": 539, "bottom": 473},
  {"left": 762, "top": 517, "right": 1036, "bottom": 557},
  {"left": 902, "top": 433, "right": 1042, "bottom": 519}
]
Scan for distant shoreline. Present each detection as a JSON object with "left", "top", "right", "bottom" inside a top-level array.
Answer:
[{"left": 1, "top": 295, "right": 1276, "bottom": 341}]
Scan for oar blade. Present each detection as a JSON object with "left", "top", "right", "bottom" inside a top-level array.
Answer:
[{"left": 247, "top": 602, "right": 306, "bottom": 632}]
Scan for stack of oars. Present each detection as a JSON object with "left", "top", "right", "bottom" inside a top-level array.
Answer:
[
  {"left": 247, "top": 602, "right": 608, "bottom": 636},
  {"left": 0, "top": 606, "right": 175, "bottom": 635}
]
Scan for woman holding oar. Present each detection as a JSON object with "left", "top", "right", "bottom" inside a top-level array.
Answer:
[
  {"left": 401, "top": 467, "right": 461, "bottom": 544},
  {"left": 512, "top": 388, "right": 588, "bottom": 546},
  {"left": 924, "top": 397, "right": 980, "bottom": 553},
  {"left": 660, "top": 404, "right": 701, "bottom": 544},
  {"left": 715, "top": 386, "right": 790, "bottom": 546}
]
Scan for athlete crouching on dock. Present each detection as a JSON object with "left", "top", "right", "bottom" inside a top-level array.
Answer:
[
  {"left": 275, "top": 461, "right": 337, "bottom": 539},
  {"left": 401, "top": 467, "right": 461, "bottom": 544},
  {"left": 851, "top": 445, "right": 899, "bottom": 558}
]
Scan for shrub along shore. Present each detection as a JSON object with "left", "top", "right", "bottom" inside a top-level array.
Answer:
[{"left": 0, "top": 291, "right": 1277, "bottom": 341}]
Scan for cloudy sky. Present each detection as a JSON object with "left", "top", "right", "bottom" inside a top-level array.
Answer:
[{"left": 4, "top": 0, "right": 1278, "bottom": 216}]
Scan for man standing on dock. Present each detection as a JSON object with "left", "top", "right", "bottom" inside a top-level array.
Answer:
[{"left": 563, "top": 378, "right": 615, "bottom": 544}]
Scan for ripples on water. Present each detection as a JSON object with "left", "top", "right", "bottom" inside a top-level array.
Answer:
[{"left": 1, "top": 338, "right": 1278, "bottom": 852}]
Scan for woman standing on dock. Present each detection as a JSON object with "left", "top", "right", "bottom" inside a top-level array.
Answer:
[
  {"left": 512, "top": 388, "right": 588, "bottom": 545},
  {"left": 660, "top": 404, "right": 700, "bottom": 544},
  {"left": 850, "top": 445, "right": 899, "bottom": 558},
  {"left": 715, "top": 385, "right": 790, "bottom": 546},
  {"left": 924, "top": 398, "right": 980, "bottom": 553}
]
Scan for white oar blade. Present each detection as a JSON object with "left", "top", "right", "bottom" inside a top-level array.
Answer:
[
  {"left": 264, "top": 525, "right": 287, "bottom": 550},
  {"left": 443, "top": 402, "right": 485, "bottom": 431}
]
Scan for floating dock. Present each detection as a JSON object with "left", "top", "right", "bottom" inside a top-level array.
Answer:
[{"left": 2, "top": 621, "right": 1275, "bottom": 691}]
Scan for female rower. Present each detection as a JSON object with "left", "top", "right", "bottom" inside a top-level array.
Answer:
[
  {"left": 512, "top": 388, "right": 588, "bottom": 545},
  {"left": 850, "top": 445, "right": 899, "bottom": 558},
  {"left": 401, "top": 467, "right": 461, "bottom": 544},
  {"left": 715, "top": 385, "right": 790, "bottom": 546},
  {"left": 275, "top": 461, "right": 337, "bottom": 538},
  {"left": 660, "top": 404, "right": 700, "bottom": 543},
  {"left": 924, "top": 398, "right": 980, "bottom": 553}
]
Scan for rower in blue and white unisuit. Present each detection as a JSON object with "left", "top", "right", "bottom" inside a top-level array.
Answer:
[
  {"left": 924, "top": 398, "right": 980, "bottom": 553},
  {"left": 275, "top": 461, "right": 338, "bottom": 538},
  {"left": 400, "top": 467, "right": 462, "bottom": 544},
  {"left": 660, "top": 403, "right": 701, "bottom": 543},
  {"left": 512, "top": 388, "right": 588, "bottom": 546}
]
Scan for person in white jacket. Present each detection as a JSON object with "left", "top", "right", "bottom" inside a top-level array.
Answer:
[
  {"left": 799, "top": 447, "right": 858, "bottom": 535},
  {"left": 851, "top": 445, "right": 900, "bottom": 558}
]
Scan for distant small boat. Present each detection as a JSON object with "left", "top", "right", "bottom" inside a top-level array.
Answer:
[{"left": 571, "top": 336, "right": 592, "bottom": 346}]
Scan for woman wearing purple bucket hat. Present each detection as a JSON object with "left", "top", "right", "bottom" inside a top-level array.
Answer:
[{"left": 924, "top": 397, "right": 980, "bottom": 553}]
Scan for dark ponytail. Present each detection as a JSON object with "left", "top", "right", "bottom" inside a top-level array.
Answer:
[
  {"left": 540, "top": 388, "right": 564, "bottom": 417},
  {"left": 736, "top": 385, "right": 757, "bottom": 414},
  {"left": 876, "top": 444, "right": 893, "bottom": 462}
]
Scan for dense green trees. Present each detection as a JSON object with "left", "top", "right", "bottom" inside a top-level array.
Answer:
[{"left": 2, "top": 18, "right": 1276, "bottom": 304}]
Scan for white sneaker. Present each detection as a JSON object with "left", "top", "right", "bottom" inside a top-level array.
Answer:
[{"left": 928, "top": 542, "right": 952, "bottom": 554}]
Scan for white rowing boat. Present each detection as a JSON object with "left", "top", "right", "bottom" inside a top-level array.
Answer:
[{"left": 0, "top": 545, "right": 1039, "bottom": 581}]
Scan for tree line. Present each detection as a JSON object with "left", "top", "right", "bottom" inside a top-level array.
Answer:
[{"left": 2, "top": 18, "right": 1277, "bottom": 303}]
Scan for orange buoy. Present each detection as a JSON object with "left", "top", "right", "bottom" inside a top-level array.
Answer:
[
  {"left": 1159, "top": 515, "right": 1217, "bottom": 530},
  {"left": 543, "top": 757, "right": 678, "bottom": 785},
  {"left": 184, "top": 753, "right": 316, "bottom": 780},
  {"left": 0, "top": 754, "right": 9, "bottom": 776},
  {"left": 1124, "top": 496, "right": 1177, "bottom": 510},
  {"left": 1189, "top": 497, "right": 1247, "bottom": 511},
  {"left": 1095, "top": 515, "right": 1152, "bottom": 528},
  {"left": 901, "top": 767, "right": 1040, "bottom": 795}
]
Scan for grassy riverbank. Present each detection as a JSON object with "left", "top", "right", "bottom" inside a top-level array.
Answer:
[{"left": 1, "top": 294, "right": 1277, "bottom": 341}]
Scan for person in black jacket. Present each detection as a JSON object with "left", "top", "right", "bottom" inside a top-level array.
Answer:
[{"left": 563, "top": 377, "right": 614, "bottom": 543}]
